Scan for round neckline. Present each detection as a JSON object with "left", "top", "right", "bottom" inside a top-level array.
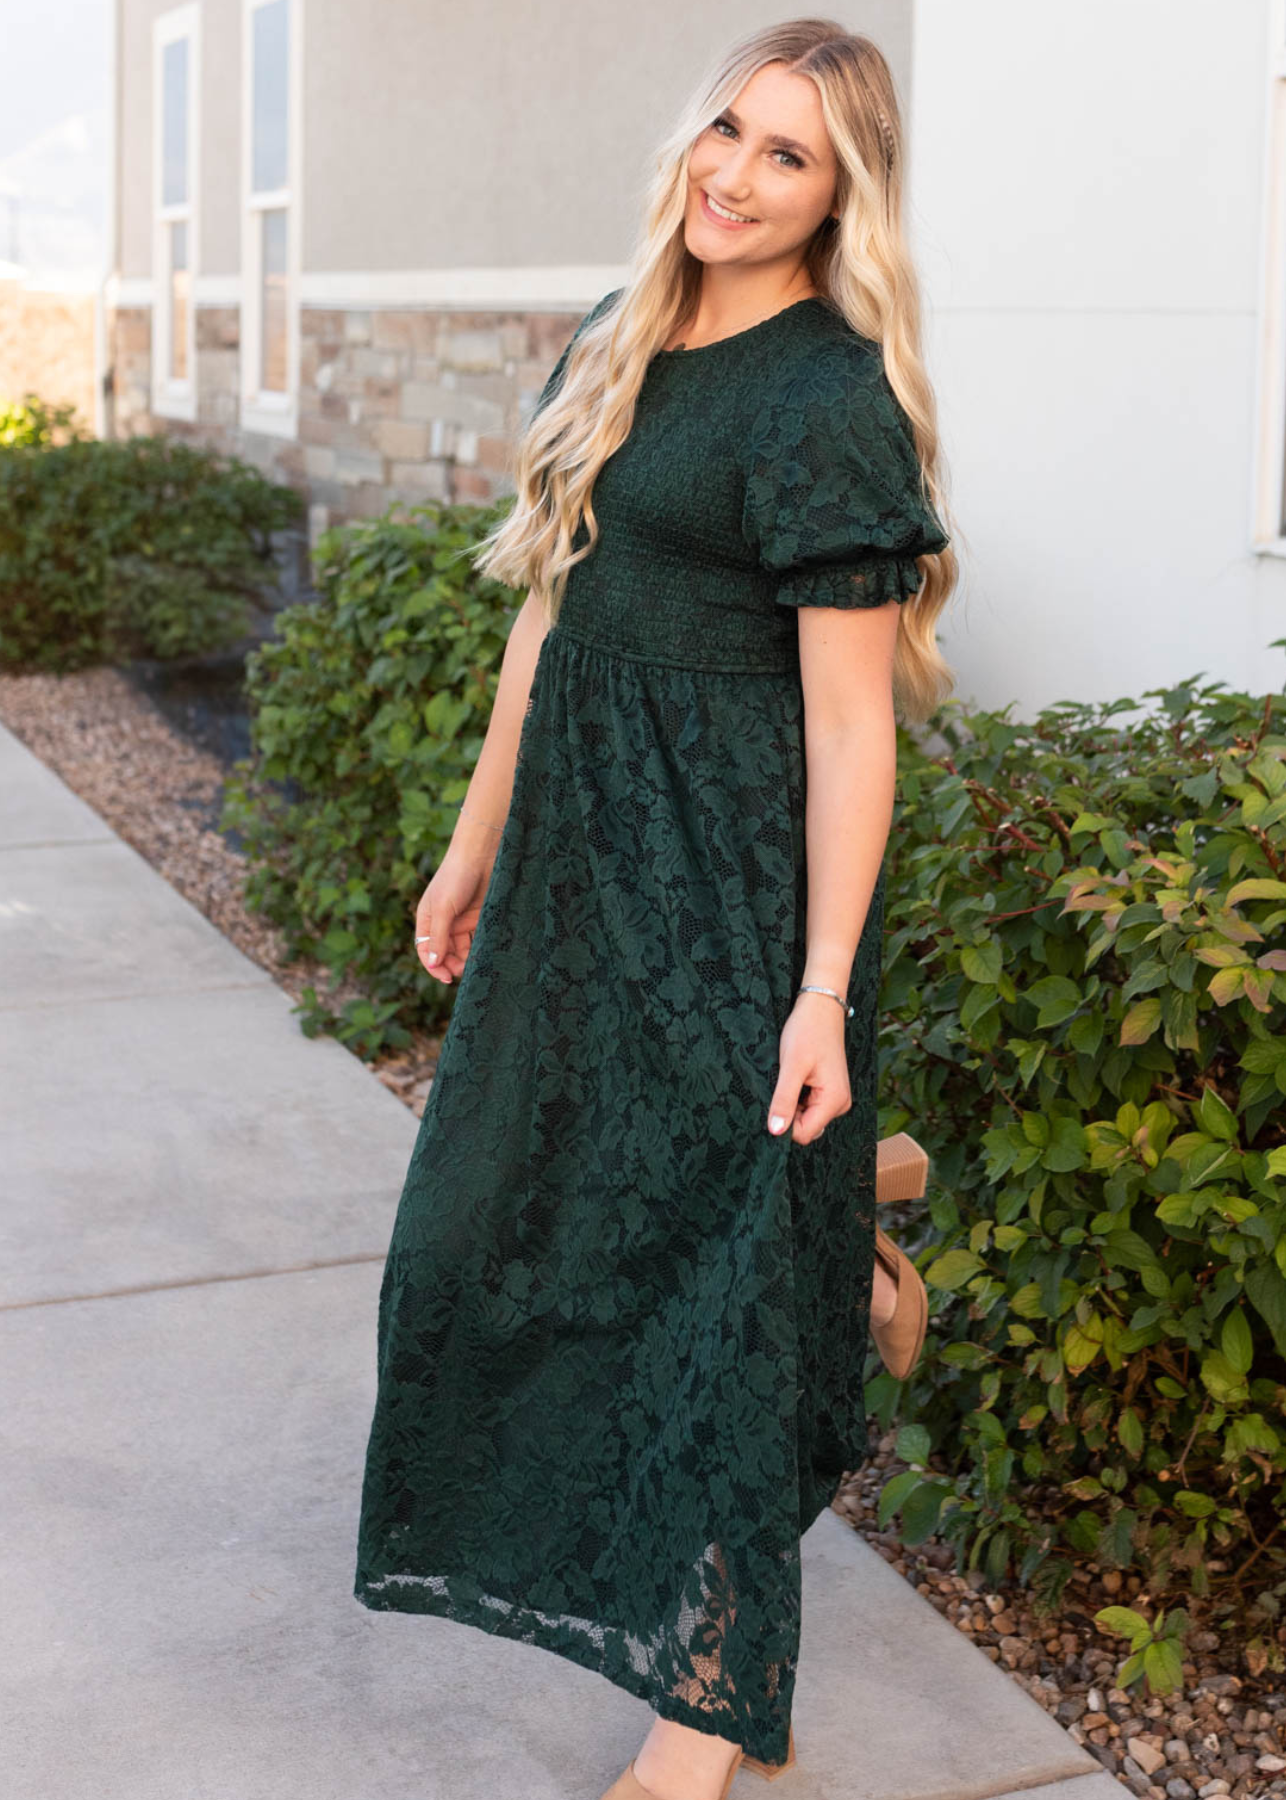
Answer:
[{"left": 653, "top": 295, "right": 828, "bottom": 358}]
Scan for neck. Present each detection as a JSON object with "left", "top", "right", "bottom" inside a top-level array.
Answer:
[{"left": 685, "top": 265, "right": 818, "bottom": 335}]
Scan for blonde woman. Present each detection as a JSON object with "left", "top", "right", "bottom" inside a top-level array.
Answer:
[{"left": 354, "top": 19, "right": 956, "bottom": 1800}]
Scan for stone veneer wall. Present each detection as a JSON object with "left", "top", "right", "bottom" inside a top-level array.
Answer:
[
  {"left": 106, "top": 300, "right": 583, "bottom": 548},
  {"left": 110, "top": 306, "right": 154, "bottom": 438}
]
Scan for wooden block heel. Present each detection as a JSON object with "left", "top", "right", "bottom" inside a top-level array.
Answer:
[
  {"left": 741, "top": 1724, "right": 797, "bottom": 1780},
  {"left": 875, "top": 1131, "right": 929, "bottom": 1202}
]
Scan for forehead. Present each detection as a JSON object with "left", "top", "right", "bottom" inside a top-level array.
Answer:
[{"left": 722, "top": 62, "right": 830, "bottom": 162}]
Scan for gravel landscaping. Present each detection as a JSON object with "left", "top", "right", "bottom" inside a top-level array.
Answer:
[{"left": 2, "top": 664, "right": 1282, "bottom": 1800}]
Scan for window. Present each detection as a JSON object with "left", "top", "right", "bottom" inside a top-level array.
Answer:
[
  {"left": 152, "top": 7, "right": 199, "bottom": 419},
  {"left": 241, "top": 0, "right": 301, "bottom": 436}
]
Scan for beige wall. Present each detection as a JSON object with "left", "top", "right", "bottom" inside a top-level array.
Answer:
[
  {"left": 200, "top": 0, "right": 242, "bottom": 273},
  {"left": 0, "top": 282, "right": 97, "bottom": 426},
  {"left": 301, "top": 0, "right": 913, "bottom": 272},
  {"left": 118, "top": 0, "right": 242, "bottom": 278},
  {"left": 118, "top": 0, "right": 171, "bottom": 280},
  {"left": 116, "top": 0, "right": 914, "bottom": 282}
]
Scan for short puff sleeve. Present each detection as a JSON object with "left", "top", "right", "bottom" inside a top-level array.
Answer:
[
  {"left": 533, "top": 287, "right": 623, "bottom": 416},
  {"left": 741, "top": 341, "right": 949, "bottom": 608}
]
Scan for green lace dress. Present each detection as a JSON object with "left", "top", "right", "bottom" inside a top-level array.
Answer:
[{"left": 353, "top": 289, "right": 949, "bottom": 1767}]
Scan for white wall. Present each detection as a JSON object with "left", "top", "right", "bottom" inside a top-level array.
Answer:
[{"left": 910, "top": 0, "right": 1279, "bottom": 714}]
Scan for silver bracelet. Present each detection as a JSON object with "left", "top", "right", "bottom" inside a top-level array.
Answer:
[
  {"left": 797, "top": 983, "right": 855, "bottom": 1019},
  {"left": 458, "top": 802, "right": 504, "bottom": 833}
]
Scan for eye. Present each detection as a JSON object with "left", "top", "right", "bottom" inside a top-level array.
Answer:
[{"left": 711, "top": 115, "right": 803, "bottom": 169}]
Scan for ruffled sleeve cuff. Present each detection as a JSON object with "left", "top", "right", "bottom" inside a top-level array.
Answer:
[{"left": 775, "top": 553, "right": 928, "bottom": 610}]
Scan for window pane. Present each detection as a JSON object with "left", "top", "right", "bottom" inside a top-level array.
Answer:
[
  {"left": 252, "top": 0, "right": 289, "bottom": 192},
  {"left": 162, "top": 37, "right": 188, "bottom": 206},
  {"left": 260, "top": 208, "right": 288, "bottom": 392},
  {"left": 170, "top": 219, "right": 189, "bottom": 381}
]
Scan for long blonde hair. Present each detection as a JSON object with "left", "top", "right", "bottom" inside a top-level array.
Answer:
[{"left": 474, "top": 18, "right": 960, "bottom": 724}]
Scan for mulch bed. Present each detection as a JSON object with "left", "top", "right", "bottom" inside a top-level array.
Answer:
[{"left": 3, "top": 665, "right": 1282, "bottom": 1800}]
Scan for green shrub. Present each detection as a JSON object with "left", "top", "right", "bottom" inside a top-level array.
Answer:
[
  {"left": 871, "top": 651, "right": 1286, "bottom": 1660},
  {"left": 0, "top": 392, "right": 86, "bottom": 447},
  {"left": 0, "top": 432, "right": 302, "bottom": 671},
  {"left": 219, "top": 498, "right": 519, "bottom": 1058}
]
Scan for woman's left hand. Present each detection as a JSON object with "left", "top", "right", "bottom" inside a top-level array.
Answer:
[{"left": 766, "top": 991, "right": 852, "bottom": 1145}]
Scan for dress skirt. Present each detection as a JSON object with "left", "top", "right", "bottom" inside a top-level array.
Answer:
[{"left": 353, "top": 618, "right": 884, "bottom": 1769}]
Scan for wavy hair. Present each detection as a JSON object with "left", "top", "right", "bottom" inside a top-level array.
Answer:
[{"left": 473, "top": 17, "right": 961, "bottom": 724}]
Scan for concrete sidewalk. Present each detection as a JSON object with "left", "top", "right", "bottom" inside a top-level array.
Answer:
[{"left": 0, "top": 719, "right": 1126, "bottom": 1800}]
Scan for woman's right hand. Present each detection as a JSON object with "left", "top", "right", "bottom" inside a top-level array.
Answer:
[{"left": 414, "top": 848, "right": 498, "bottom": 985}]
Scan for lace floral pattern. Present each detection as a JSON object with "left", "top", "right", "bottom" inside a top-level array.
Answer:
[
  {"left": 742, "top": 328, "right": 949, "bottom": 608},
  {"left": 354, "top": 290, "right": 948, "bottom": 1767}
]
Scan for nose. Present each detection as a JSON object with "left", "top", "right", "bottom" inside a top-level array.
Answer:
[
  {"left": 706, "top": 155, "right": 756, "bottom": 207},
  {"left": 710, "top": 144, "right": 755, "bottom": 204}
]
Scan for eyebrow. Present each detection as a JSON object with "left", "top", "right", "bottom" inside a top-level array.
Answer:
[{"left": 720, "top": 106, "right": 818, "bottom": 164}]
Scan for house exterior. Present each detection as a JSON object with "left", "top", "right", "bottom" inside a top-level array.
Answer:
[
  {"left": 101, "top": 0, "right": 1284, "bottom": 709},
  {"left": 102, "top": 0, "right": 913, "bottom": 551}
]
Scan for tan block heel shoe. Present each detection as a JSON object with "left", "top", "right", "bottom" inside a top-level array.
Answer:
[
  {"left": 875, "top": 1130, "right": 929, "bottom": 1203},
  {"left": 599, "top": 1725, "right": 795, "bottom": 1799},
  {"left": 871, "top": 1225, "right": 929, "bottom": 1380},
  {"left": 871, "top": 1130, "right": 930, "bottom": 1380},
  {"left": 599, "top": 1746, "right": 746, "bottom": 1800}
]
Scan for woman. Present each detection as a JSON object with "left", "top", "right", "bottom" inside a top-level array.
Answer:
[{"left": 353, "top": 20, "right": 957, "bottom": 1800}]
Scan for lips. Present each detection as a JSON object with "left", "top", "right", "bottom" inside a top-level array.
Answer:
[{"left": 700, "top": 187, "right": 758, "bottom": 227}]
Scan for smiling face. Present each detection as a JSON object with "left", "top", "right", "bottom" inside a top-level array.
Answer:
[{"left": 684, "top": 61, "right": 840, "bottom": 271}]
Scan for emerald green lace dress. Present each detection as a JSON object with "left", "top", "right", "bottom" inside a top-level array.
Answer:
[{"left": 353, "top": 289, "right": 949, "bottom": 1767}]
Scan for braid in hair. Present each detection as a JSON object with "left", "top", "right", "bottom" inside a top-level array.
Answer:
[{"left": 873, "top": 103, "right": 896, "bottom": 174}]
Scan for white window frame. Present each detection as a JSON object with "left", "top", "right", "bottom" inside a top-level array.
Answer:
[
  {"left": 240, "top": 0, "right": 303, "bottom": 439},
  {"left": 151, "top": 4, "right": 200, "bottom": 423}
]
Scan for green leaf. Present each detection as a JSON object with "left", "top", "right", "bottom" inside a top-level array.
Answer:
[
  {"left": 1245, "top": 1262, "right": 1286, "bottom": 1357},
  {"left": 895, "top": 1423, "right": 932, "bottom": 1467},
  {"left": 1197, "top": 1086, "right": 1238, "bottom": 1142},
  {"left": 1227, "top": 877, "right": 1286, "bottom": 904},
  {"left": 899, "top": 1480, "right": 952, "bottom": 1546},
  {"left": 1062, "top": 1319, "right": 1103, "bottom": 1372},
  {"left": 925, "top": 1248, "right": 985, "bottom": 1291},
  {"left": 1118, "top": 1407, "right": 1144, "bottom": 1457},
  {"left": 940, "top": 1340, "right": 991, "bottom": 1369},
  {"left": 1118, "top": 1648, "right": 1146, "bottom": 1688},
  {"left": 1199, "top": 1349, "right": 1249, "bottom": 1404},
  {"left": 1120, "top": 997, "right": 1162, "bottom": 1045},
  {"left": 876, "top": 1469, "right": 922, "bottom": 1528},
  {"left": 1043, "top": 1116, "right": 1087, "bottom": 1173},
  {"left": 1095, "top": 1605, "right": 1152, "bottom": 1647},
  {"left": 1219, "top": 1307, "right": 1253, "bottom": 1376},
  {"left": 1156, "top": 1193, "right": 1199, "bottom": 1229},
  {"left": 961, "top": 939, "right": 1002, "bottom": 984},
  {"left": 1104, "top": 1229, "right": 1157, "bottom": 1271},
  {"left": 1142, "top": 1636, "right": 1185, "bottom": 1694},
  {"left": 1028, "top": 976, "right": 1082, "bottom": 1028}
]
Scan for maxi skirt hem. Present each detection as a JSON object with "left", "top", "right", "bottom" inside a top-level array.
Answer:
[{"left": 352, "top": 1482, "right": 844, "bottom": 1767}]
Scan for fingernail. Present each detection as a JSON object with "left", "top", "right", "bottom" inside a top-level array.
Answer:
[
  {"left": 769, "top": 1115, "right": 786, "bottom": 1133},
  {"left": 427, "top": 952, "right": 438, "bottom": 964}
]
